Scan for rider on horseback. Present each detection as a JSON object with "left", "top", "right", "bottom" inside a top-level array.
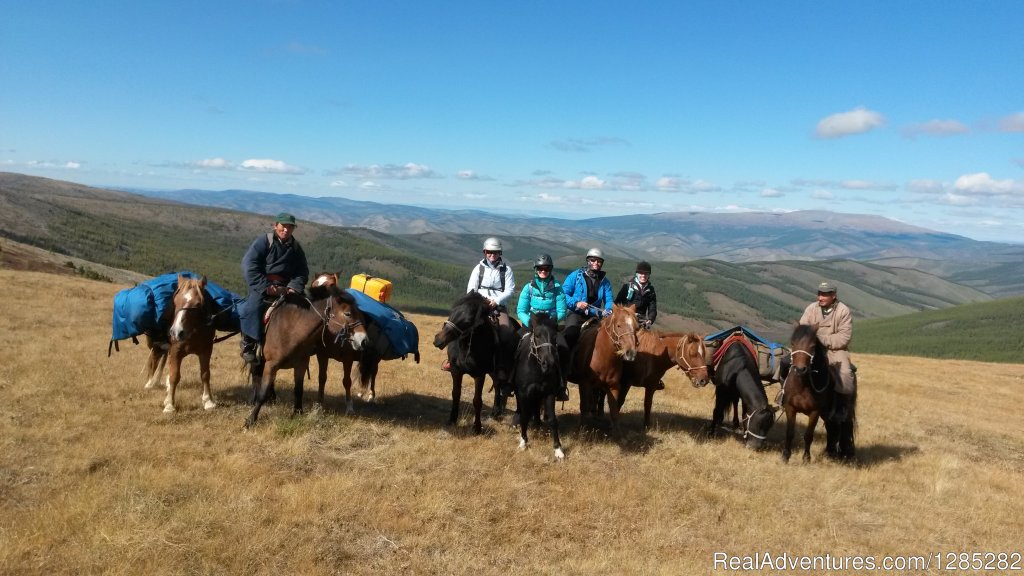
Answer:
[
  {"left": 799, "top": 281, "right": 855, "bottom": 424},
  {"left": 615, "top": 260, "right": 657, "bottom": 329},
  {"left": 561, "top": 248, "right": 613, "bottom": 353},
  {"left": 238, "top": 212, "right": 309, "bottom": 364},
  {"left": 516, "top": 254, "right": 570, "bottom": 401}
]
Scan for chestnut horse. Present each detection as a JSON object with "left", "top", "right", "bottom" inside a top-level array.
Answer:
[
  {"left": 784, "top": 324, "right": 856, "bottom": 462},
  {"left": 616, "top": 331, "right": 710, "bottom": 429},
  {"left": 311, "top": 273, "right": 381, "bottom": 413},
  {"left": 142, "top": 275, "right": 217, "bottom": 413},
  {"left": 432, "top": 291, "right": 519, "bottom": 434},
  {"left": 513, "top": 312, "right": 565, "bottom": 460},
  {"left": 568, "top": 303, "right": 641, "bottom": 436},
  {"left": 244, "top": 285, "right": 368, "bottom": 428}
]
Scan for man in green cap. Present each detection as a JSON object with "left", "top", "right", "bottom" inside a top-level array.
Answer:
[{"left": 238, "top": 212, "right": 309, "bottom": 363}]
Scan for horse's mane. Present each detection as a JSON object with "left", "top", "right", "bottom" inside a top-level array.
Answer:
[{"left": 792, "top": 323, "right": 818, "bottom": 343}]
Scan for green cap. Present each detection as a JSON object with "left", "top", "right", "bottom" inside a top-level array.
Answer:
[
  {"left": 275, "top": 212, "right": 297, "bottom": 225},
  {"left": 817, "top": 281, "right": 837, "bottom": 293}
]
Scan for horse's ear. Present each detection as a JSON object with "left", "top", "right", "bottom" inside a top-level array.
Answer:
[
  {"left": 177, "top": 273, "right": 187, "bottom": 285},
  {"left": 200, "top": 275, "right": 207, "bottom": 287}
]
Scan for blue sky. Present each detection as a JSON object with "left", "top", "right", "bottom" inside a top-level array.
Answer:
[{"left": 3, "top": 1, "right": 1023, "bottom": 242}]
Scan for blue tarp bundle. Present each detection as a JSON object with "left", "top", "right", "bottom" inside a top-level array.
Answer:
[
  {"left": 345, "top": 288, "right": 420, "bottom": 361},
  {"left": 110, "top": 271, "right": 242, "bottom": 343}
]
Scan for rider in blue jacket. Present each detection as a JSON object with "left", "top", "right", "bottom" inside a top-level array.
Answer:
[
  {"left": 561, "top": 247, "right": 613, "bottom": 352},
  {"left": 516, "top": 254, "right": 570, "bottom": 400}
]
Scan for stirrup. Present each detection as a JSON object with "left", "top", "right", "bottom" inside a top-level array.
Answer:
[{"left": 440, "top": 359, "right": 452, "bottom": 372}]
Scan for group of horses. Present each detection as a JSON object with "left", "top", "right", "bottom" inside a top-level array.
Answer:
[{"left": 138, "top": 274, "right": 855, "bottom": 464}]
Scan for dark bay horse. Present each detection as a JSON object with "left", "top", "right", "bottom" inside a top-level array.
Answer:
[
  {"left": 311, "top": 272, "right": 381, "bottom": 414},
  {"left": 616, "top": 331, "right": 710, "bottom": 429},
  {"left": 244, "top": 285, "right": 368, "bottom": 428},
  {"left": 696, "top": 333, "right": 775, "bottom": 449},
  {"left": 568, "top": 303, "right": 641, "bottom": 436},
  {"left": 432, "top": 291, "right": 518, "bottom": 434},
  {"left": 785, "top": 324, "right": 856, "bottom": 462},
  {"left": 513, "top": 313, "right": 565, "bottom": 460},
  {"left": 142, "top": 274, "right": 217, "bottom": 413}
]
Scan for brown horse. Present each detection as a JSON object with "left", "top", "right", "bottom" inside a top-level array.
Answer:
[
  {"left": 244, "top": 285, "right": 368, "bottom": 428},
  {"left": 568, "top": 303, "right": 641, "bottom": 436},
  {"left": 311, "top": 273, "right": 380, "bottom": 413},
  {"left": 783, "top": 323, "right": 854, "bottom": 462},
  {"left": 142, "top": 274, "right": 217, "bottom": 413},
  {"left": 616, "top": 331, "right": 710, "bottom": 429}
]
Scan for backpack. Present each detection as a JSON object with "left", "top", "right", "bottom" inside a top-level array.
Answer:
[{"left": 475, "top": 261, "right": 507, "bottom": 292}]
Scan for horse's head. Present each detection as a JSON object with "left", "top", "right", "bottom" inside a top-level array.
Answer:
[
  {"left": 676, "top": 333, "right": 711, "bottom": 387},
  {"left": 528, "top": 312, "right": 558, "bottom": 374},
  {"left": 312, "top": 271, "right": 340, "bottom": 288},
  {"left": 327, "top": 288, "right": 368, "bottom": 350},
  {"left": 433, "top": 291, "right": 490, "bottom": 349},
  {"left": 743, "top": 405, "right": 778, "bottom": 450},
  {"left": 169, "top": 274, "right": 208, "bottom": 342},
  {"left": 789, "top": 324, "right": 819, "bottom": 378},
  {"left": 602, "top": 303, "right": 640, "bottom": 361}
]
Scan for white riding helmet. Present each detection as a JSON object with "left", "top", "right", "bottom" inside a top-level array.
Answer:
[
  {"left": 482, "top": 237, "right": 503, "bottom": 252},
  {"left": 586, "top": 248, "right": 604, "bottom": 261}
]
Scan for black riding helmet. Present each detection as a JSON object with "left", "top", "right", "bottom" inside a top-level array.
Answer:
[{"left": 534, "top": 254, "right": 553, "bottom": 269}]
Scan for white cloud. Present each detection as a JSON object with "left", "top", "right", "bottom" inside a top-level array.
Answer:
[
  {"left": 760, "top": 188, "right": 783, "bottom": 198},
  {"left": 457, "top": 169, "right": 493, "bottom": 181},
  {"left": 655, "top": 177, "right": 682, "bottom": 192},
  {"left": 343, "top": 163, "right": 440, "bottom": 179},
  {"left": 903, "top": 119, "right": 969, "bottom": 138},
  {"left": 578, "top": 175, "right": 606, "bottom": 189},
  {"left": 998, "top": 112, "right": 1024, "bottom": 132},
  {"left": 329, "top": 180, "right": 347, "bottom": 187},
  {"left": 940, "top": 192, "right": 976, "bottom": 206},
  {"left": 815, "top": 106, "right": 886, "bottom": 139},
  {"left": 64, "top": 161, "right": 80, "bottom": 169},
  {"left": 194, "top": 157, "right": 232, "bottom": 169},
  {"left": 811, "top": 190, "right": 835, "bottom": 200},
  {"left": 953, "top": 172, "right": 1023, "bottom": 195},
  {"left": 239, "top": 158, "right": 304, "bottom": 174},
  {"left": 907, "top": 179, "right": 947, "bottom": 194}
]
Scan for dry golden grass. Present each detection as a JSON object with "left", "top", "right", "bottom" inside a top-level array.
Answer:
[{"left": 1, "top": 269, "right": 1022, "bottom": 575}]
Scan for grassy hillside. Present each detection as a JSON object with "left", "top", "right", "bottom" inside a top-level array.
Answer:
[
  {"left": 0, "top": 172, "right": 995, "bottom": 329},
  {"left": 2, "top": 269, "right": 1023, "bottom": 575},
  {"left": 856, "top": 296, "right": 1024, "bottom": 363}
]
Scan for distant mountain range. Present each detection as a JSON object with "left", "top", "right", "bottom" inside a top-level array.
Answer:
[{"left": 128, "top": 186, "right": 1022, "bottom": 264}]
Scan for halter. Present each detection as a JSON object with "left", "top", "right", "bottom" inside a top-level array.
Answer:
[
  {"left": 603, "top": 313, "right": 637, "bottom": 355},
  {"left": 741, "top": 405, "right": 776, "bottom": 441},
  {"left": 529, "top": 332, "right": 556, "bottom": 366},
  {"left": 306, "top": 295, "right": 364, "bottom": 347},
  {"left": 789, "top": 346, "right": 830, "bottom": 393},
  {"left": 674, "top": 338, "right": 708, "bottom": 378}
]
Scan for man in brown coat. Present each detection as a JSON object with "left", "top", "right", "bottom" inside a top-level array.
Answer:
[{"left": 799, "top": 281, "right": 856, "bottom": 420}]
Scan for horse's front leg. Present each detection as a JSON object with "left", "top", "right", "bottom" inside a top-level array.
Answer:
[
  {"left": 546, "top": 393, "right": 565, "bottom": 461},
  {"left": 472, "top": 375, "right": 486, "bottom": 434},
  {"left": 782, "top": 406, "right": 796, "bottom": 462},
  {"left": 448, "top": 372, "right": 463, "bottom": 426},
  {"left": 803, "top": 412, "right": 819, "bottom": 463},
  {"left": 162, "top": 352, "right": 182, "bottom": 413},
  {"left": 605, "top": 385, "right": 623, "bottom": 438},
  {"left": 518, "top": 395, "right": 533, "bottom": 451},
  {"left": 199, "top": 351, "right": 215, "bottom": 410},
  {"left": 709, "top": 388, "right": 729, "bottom": 438}
]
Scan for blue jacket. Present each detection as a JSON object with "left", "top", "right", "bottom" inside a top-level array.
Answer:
[
  {"left": 562, "top": 267, "right": 613, "bottom": 317},
  {"left": 239, "top": 232, "right": 309, "bottom": 340},
  {"left": 516, "top": 276, "right": 567, "bottom": 325}
]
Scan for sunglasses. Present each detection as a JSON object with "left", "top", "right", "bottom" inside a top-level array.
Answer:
[
  {"left": 587, "top": 257, "right": 603, "bottom": 263},
  {"left": 535, "top": 266, "right": 552, "bottom": 273},
  {"left": 484, "top": 250, "right": 502, "bottom": 255}
]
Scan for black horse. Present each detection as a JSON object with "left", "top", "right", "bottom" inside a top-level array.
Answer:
[
  {"left": 786, "top": 324, "right": 856, "bottom": 461},
  {"left": 432, "top": 291, "right": 519, "bottom": 434},
  {"left": 702, "top": 335, "right": 775, "bottom": 449},
  {"left": 513, "top": 313, "right": 565, "bottom": 460}
]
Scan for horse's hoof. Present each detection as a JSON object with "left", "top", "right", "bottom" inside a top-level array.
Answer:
[
  {"left": 203, "top": 400, "right": 217, "bottom": 410},
  {"left": 554, "top": 449, "right": 565, "bottom": 461},
  {"left": 802, "top": 454, "right": 811, "bottom": 464},
  {"left": 781, "top": 452, "right": 791, "bottom": 464},
  {"left": 163, "top": 404, "right": 175, "bottom": 414},
  {"left": 518, "top": 438, "right": 527, "bottom": 451}
]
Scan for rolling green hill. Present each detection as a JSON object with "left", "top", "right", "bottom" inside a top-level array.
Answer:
[
  {"left": 855, "top": 296, "right": 1024, "bottom": 363},
  {"left": 0, "top": 172, "right": 999, "bottom": 333}
]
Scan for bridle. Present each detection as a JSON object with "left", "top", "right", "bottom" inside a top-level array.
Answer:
[
  {"left": 741, "top": 405, "right": 777, "bottom": 441},
  {"left": 674, "top": 337, "right": 710, "bottom": 385},
  {"left": 603, "top": 313, "right": 638, "bottom": 354},
  {"left": 310, "top": 295, "right": 364, "bottom": 347}
]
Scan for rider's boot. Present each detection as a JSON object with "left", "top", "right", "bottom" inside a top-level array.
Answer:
[{"left": 240, "top": 335, "right": 258, "bottom": 364}]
